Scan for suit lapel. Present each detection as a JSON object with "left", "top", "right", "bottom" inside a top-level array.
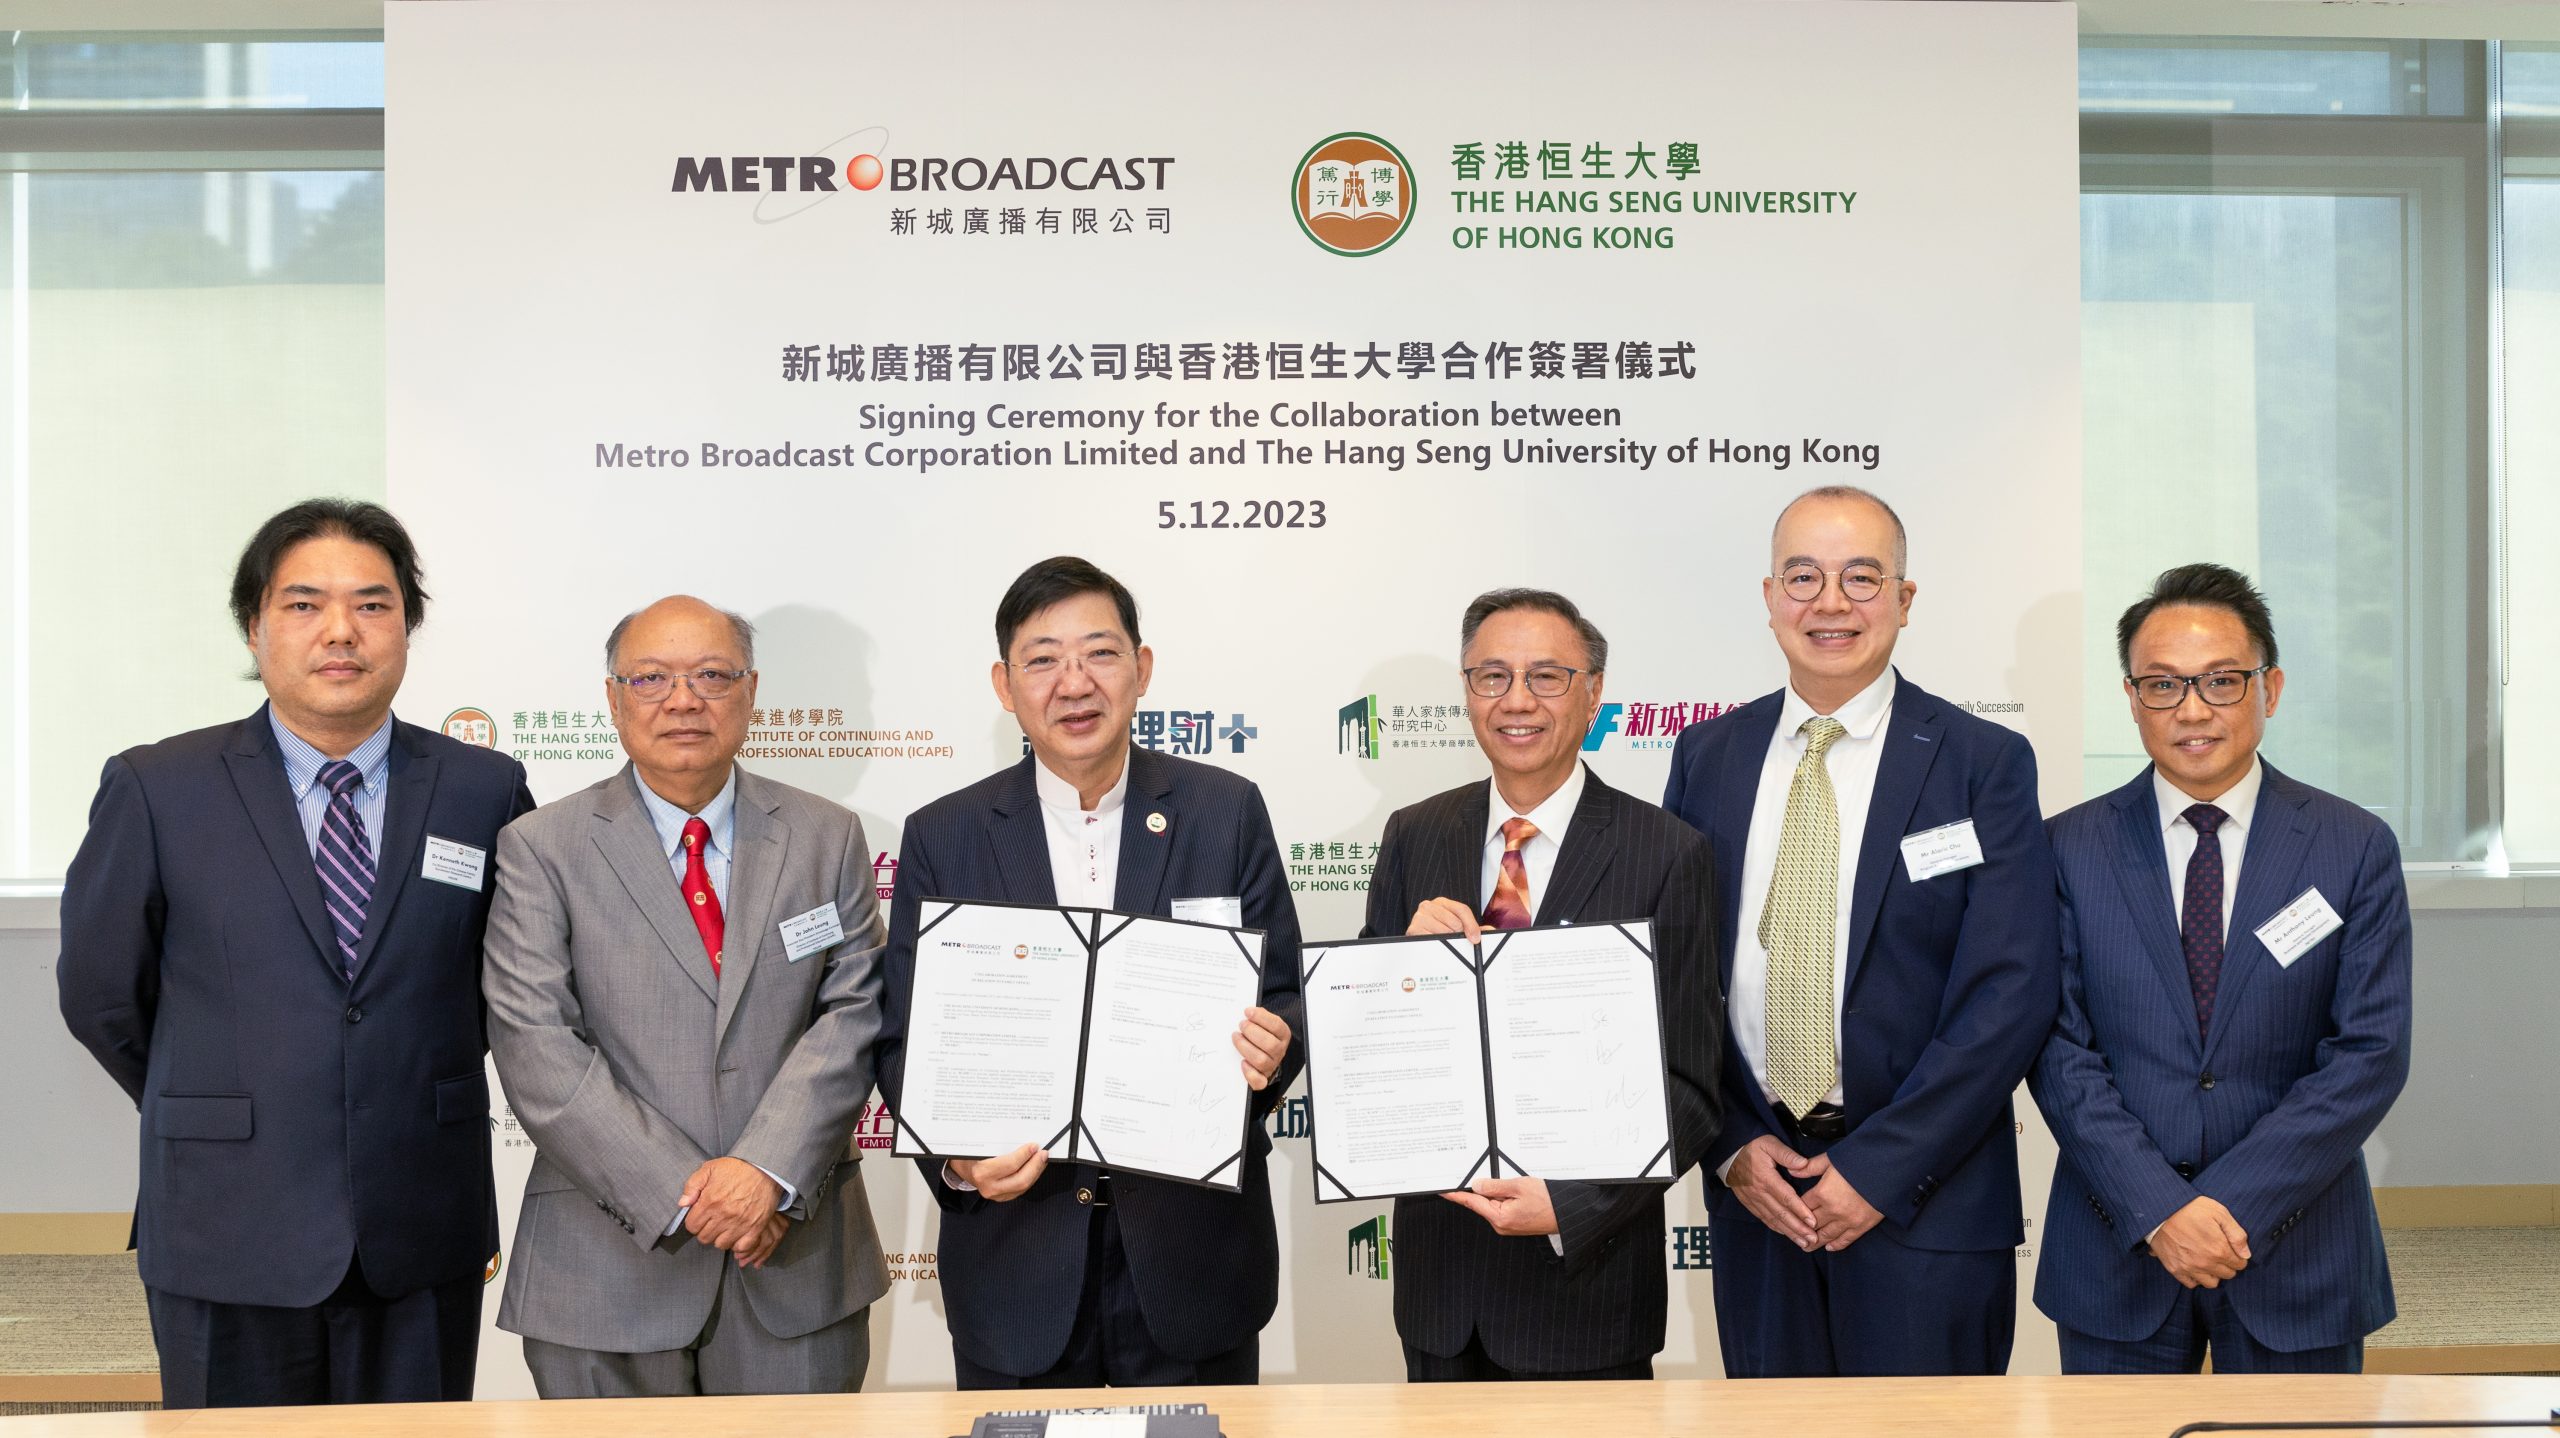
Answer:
[
  {"left": 1711, "top": 695, "right": 1784, "bottom": 988},
  {"left": 1534, "top": 768, "right": 1618, "bottom": 925},
  {"left": 1436, "top": 782, "right": 1492, "bottom": 917},
  {"left": 714, "top": 770, "right": 789, "bottom": 1050},
  {"left": 350, "top": 723, "right": 440, "bottom": 982},
  {"left": 2206, "top": 763, "right": 2314, "bottom": 1063},
  {"left": 2105, "top": 771, "right": 2198, "bottom": 1033},
  {"left": 1115, "top": 748, "right": 1176, "bottom": 915},
  {"left": 591, "top": 767, "right": 718, "bottom": 1007},
  {"left": 222, "top": 709, "right": 340, "bottom": 979},
  {"left": 1845, "top": 685, "right": 1943, "bottom": 997},
  {"left": 986, "top": 757, "right": 1059, "bottom": 905}
]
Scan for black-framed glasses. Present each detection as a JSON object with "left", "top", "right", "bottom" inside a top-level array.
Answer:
[
  {"left": 1463, "top": 664, "right": 1589, "bottom": 699},
  {"left": 1775, "top": 563, "right": 1900, "bottom": 603},
  {"left": 608, "top": 667, "right": 751, "bottom": 703},
  {"left": 2126, "top": 667, "right": 2269, "bottom": 710}
]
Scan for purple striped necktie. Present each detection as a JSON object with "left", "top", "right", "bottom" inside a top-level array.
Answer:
[
  {"left": 2180, "top": 802, "right": 2228, "bottom": 1039},
  {"left": 315, "top": 759, "right": 377, "bottom": 978}
]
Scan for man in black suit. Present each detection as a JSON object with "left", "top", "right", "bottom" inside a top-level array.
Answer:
[
  {"left": 878, "top": 556, "right": 1304, "bottom": 1389},
  {"left": 57, "top": 499, "right": 534, "bottom": 1407},
  {"left": 1361, "top": 587, "right": 1723, "bottom": 1381}
]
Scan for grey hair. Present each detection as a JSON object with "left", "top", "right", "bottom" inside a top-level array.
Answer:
[
  {"left": 1459, "top": 588, "right": 1608, "bottom": 673},
  {"left": 604, "top": 603, "right": 757, "bottom": 673},
  {"left": 1773, "top": 484, "right": 1908, "bottom": 576}
]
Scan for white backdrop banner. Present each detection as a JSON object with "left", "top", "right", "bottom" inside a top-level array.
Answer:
[{"left": 385, "top": 0, "right": 2082, "bottom": 1395}]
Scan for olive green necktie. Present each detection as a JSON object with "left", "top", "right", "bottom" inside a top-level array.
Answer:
[{"left": 1761, "top": 716, "right": 1847, "bottom": 1116}]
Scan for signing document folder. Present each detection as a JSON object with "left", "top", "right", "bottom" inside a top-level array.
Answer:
[
  {"left": 1299, "top": 921, "right": 1673, "bottom": 1202},
  {"left": 894, "top": 898, "right": 1265, "bottom": 1189}
]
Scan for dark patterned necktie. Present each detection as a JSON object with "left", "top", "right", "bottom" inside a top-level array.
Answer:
[
  {"left": 2180, "top": 803, "right": 2228, "bottom": 1039},
  {"left": 314, "top": 759, "right": 376, "bottom": 978}
]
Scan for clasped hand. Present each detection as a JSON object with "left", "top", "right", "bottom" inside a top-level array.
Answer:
[
  {"left": 2151, "top": 1196, "right": 2250, "bottom": 1288},
  {"left": 678, "top": 1156, "right": 788, "bottom": 1268},
  {"left": 1726, "top": 1135, "right": 1883, "bottom": 1252}
]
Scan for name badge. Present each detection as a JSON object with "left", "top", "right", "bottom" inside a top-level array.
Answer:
[
  {"left": 420, "top": 835, "right": 487, "bottom": 891},
  {"left": 779, "top": 903, "right": 844, "bottom": 962},
  {"left": 1899, "top": 819, "right": 1985, "bottom": 882},
  {"left": 2253, "top": 887, "right": 2343, "bottom": 968},
  {"left": 1171, "top": 896, "right": 1245, "bottom": 928}
]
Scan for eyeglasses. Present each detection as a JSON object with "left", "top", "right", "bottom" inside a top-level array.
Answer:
[
  {"left": 1463, "top": 664, "right": 1589, "bottom": 699},
  {"left": 608, "top": 667, "right": 751, "bottom": 704},
  {"left": 1775, "top": 563, "right": 1900, "bottom": 603},
  {"left": 1008, "top": 648, "right": 1130, "bottom": 681},
  {"left": 2126, "top": 667, "right": 2269, "bottom": 710}
]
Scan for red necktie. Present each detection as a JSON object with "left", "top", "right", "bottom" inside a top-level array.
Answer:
[
  {"left": 681, "top": 816, "right": 725, "bottom": 978},
  {"left": 1482, "top": 817, "right": 1539, "bottom": 930}
]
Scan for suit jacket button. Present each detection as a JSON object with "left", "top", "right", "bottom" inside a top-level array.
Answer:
[
  {"left": 1076, "top": 1186, "right": 1095, "bottom": 1205},
  {"left": 2199, "top": 1072, "right": 2216, "bottom": 1090},
  {"left": 344, "top": 1006, "right": 363, "bottom": 1024}
]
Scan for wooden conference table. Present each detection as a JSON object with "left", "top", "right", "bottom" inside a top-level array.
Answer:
[{"left": 7, "top": 1376, "right": 2560, "bottom": 1437}]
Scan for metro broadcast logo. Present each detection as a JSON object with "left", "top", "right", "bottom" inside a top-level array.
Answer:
[{"left": 671, "top": 149, "right": 1175, "bottom": 195}]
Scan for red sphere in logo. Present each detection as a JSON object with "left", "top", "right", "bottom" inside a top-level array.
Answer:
[{"left": 846, "top": 154, "right": 884, "bottom": 191}]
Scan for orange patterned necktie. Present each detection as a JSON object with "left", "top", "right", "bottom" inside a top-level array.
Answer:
[{"left": 1482, "top": 817, "right": 1539, "bottom": 930}]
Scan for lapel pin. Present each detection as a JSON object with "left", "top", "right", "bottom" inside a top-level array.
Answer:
[{"left": 1146, "top": 812, "right": 1167, "bottom": 834}]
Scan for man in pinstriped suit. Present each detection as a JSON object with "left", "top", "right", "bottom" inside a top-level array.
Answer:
[
  {"left": 2031, "top": 563, "right": 2410, "bottom": 1373},
  {"left": 1361, "top": 588, "right": 1723, "bottom": 1381}
]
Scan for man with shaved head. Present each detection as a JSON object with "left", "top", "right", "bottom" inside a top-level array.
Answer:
[
  {"left": 1662, "top": 486, "right": 2059, "bottom": 1377},
  {"left": 483, "top": 595, "right": 891, "bottom": 1397}
]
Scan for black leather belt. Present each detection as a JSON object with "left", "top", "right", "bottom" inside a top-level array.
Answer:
[{"left": 1775, "top": 1101, "right": 1848, "bottom": 1143}]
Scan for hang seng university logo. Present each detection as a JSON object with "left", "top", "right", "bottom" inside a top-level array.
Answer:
[
  {"left": 1295, "top": 133, "right": 1416, "bottom": 256},
  {"left": 442, "top": 708, "right": 497, "bottom": 748}
]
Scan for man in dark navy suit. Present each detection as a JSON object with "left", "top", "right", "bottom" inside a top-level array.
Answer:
[
  {"left": 1662, "top": 485, "right": 2059, "bottom": 1377},
  {"left": 1362, "top": 588, "right": 1722, "bottom": 1382},
  {"left": 2031, "top": 563, "right": 2410, "bottom": 1373},
  {"left": 58, "top": 499, "right": 534, "bottom": 1407},
  {"left": 878, "top": 556, "right": 1302, "bottom": 1389}
]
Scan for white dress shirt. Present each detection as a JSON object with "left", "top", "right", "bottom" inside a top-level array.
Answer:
[
  {"left": 1731, "top": 668, "right": 1898, "bottom": 1115},
  {"left": 2142, "top": 758, "right": 2263, "bottom": 1244},
  {"left": 1036, "top": 753, "right": 1130, "bottom": 910},
  {"left": 1480, "top": 762, "right": 1586, "bottom": 1253},
  {"left": 1477, "top": 761, "right": 1587, "bottom": 921},
  {"left": 946, "top": 753, "right": 1133, "bottom": 1193},
  {"left": 2156, "top": 756, "right": 2263, "bottom": 939}
]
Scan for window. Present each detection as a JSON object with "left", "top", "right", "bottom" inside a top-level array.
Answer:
[
  {"left": 2079, "top": 36, "right": 2553, "bottom": 864},
  {"left": 0, "top": 33, "right": 383, "bottom": 883}
]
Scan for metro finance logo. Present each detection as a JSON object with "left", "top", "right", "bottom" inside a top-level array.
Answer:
[{"left": 1294, "top": 133, "right": 1417, "bottom": 256}]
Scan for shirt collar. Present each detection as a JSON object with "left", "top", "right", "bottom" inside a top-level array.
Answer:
[
  {"left": 1484, "top": 761, "right": 1588, "bottom": 848},
  {"left": 1034, "top": 752, "right": 1131, "bottom": 819},
  {"left": 634, "top": 765, "right": 739, "bottom": 861},
  {"left": 2154, "top": 755, "right": 2263, "bottom": 836},
  {"left": 271, "top": 709, "right": 395, "bottom": 799},
  {"left": 1779, "top": 667, "right": 1897, "bottom": 744}
]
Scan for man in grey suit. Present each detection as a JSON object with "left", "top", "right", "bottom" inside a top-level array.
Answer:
[{"left": 484, "top": 595, "right": 890, "bottom": 1397}]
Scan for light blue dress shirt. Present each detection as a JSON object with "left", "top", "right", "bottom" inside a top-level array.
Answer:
[
  {"left": 632, "top": 765, "right": 736, "bottom": 908},
  {"left": 270, "top": 710, "right": 392, "bottom": 862},
  {"left": 629, "top": 764, "right": 793, "bottom": 1226}
]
